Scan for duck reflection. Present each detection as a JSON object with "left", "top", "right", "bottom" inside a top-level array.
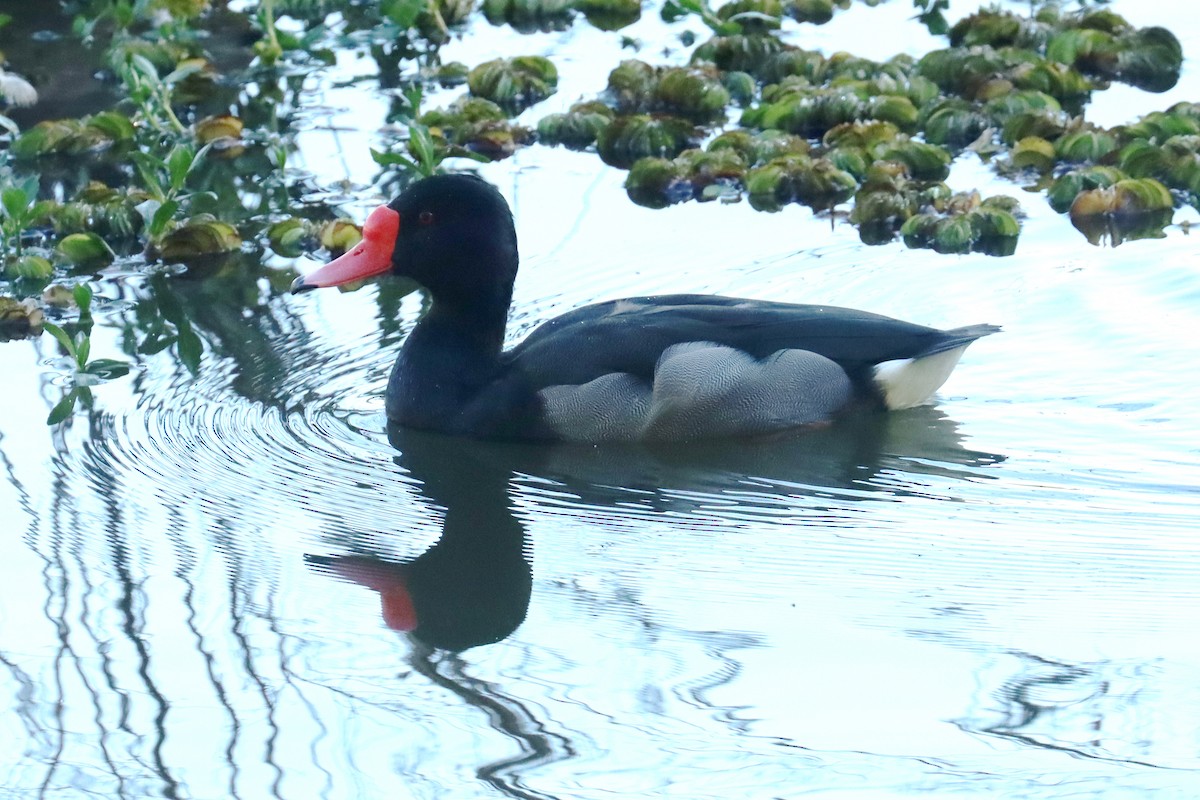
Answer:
[
  {"left": 307, "top": 427, "right": 533, "bottom": 651},
  {"left": 309, "top": 407, "right": 1003, "bottom": 651}
]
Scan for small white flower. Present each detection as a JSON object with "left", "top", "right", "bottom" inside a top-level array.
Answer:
[{"left": 0, "top": 69, "right": 38, "bottom": 107}]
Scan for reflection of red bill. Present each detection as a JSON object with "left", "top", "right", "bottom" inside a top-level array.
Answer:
[
  {"left": 291, "top": 205, "right": 400, "bottom": 291},
  {"left": 325, "top": 558, "right": 417, "bottom": 632}
]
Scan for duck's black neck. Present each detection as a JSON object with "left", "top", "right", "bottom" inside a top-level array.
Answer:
[{"left": 387, "top": 285, "right": 513, "bottom": 431}]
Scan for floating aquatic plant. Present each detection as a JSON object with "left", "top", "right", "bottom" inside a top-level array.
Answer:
[
  {"left": 151, "top": 215, "right": 242, "bottom": 262},
  {"left": 1055, "top": 127, "right": 1118, "bottom": 163},
  {"left": 849, "top": 160, "right": 952, "bottom": 245},
  {"left": 577, "top": 0, "right": 641, "bottom": 31},
  {"left": 0, "top": 295, "right": 44, "bottom": 342},
  {"left": 1009, "top": 136, "right": 1056, "bottom": 172},
  {"left": 596, "top": 114, "right": 701, "bottom": 168},
  {"left": 41, "top": 284, "right": 131, "bottom": 424},
  {"left": 11, "top": 111, "right": 136, "bottom": 159},
  {"left": 743, "top": 84, "right": 919, "bottom": 138},
  {"left": 708, "top": 128, "right": 810, "bottom": 165},
  {"left": 468, "top": 56, "right": 559, "bottom": 112},
  {"left": 194, "top": 115, "right": 245, "bottom": 159},
  {"left": 5, "top": 254, "right": 54, "bottom": 281},
  {"left": 691, "top": 34, "right": 790, "bottom": 76},
  {"left": 417, "top": 96, "right": 534, "bottom": 159},
  {"left": 49, "top": 182, "right": 148, "bottom": 240},
  {"left": 1046, "top": 165, "right": 1127, "bottom": 213},
  {"left": 624, "top": 147, "right": 747, "bottom": 207},
  {"left": 900, "top": 193, "right": 1022, "bottom": 256},
  {"left": 1068, "top": 178, "right": 1175, "bottom": 245},
  {"left": 948, "top": 8, "right": 1051, "bottom": 50},
  {"left": 606, "top": 61, "right": 733, "bottom": 123},
  {"left": 537, "top": 102, "right": 615, "bottom": 149},
  {"left": 483, "top": 0, "right": 574, "bottom": 33},
  {"left": 55, "top": 233, "right": 117, "bottom": 268},
  {"left": 744, "top": 154, "right": 857, "bottom": 212}
]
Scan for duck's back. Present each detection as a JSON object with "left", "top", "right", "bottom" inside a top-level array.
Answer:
[
  {"left": 508, "top": 294, "right": 970, "bottom": 386},
  {"left": 497, "top": 295, "right": 997, "bottom": 442}
]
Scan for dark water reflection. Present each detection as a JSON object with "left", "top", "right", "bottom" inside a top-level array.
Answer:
[{"left": 308, "top": 411, "right": 1002, "bottom": 654}]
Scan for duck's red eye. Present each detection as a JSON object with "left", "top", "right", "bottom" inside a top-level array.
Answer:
[{"left": 418, "top": 210, "right": 435, "bottom": 225}]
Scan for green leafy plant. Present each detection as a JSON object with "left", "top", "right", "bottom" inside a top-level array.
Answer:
[
  {"left": 371, "top": 87, "right": 489, "bottom": 178},
  {"left": 116, "top": 52, "right": 190, "bottom": 134},
  {"left": 41, "top": 284, "right": 131, "bottom": 424},
  {"left": 1, "top": 173, "right": 53, "bottom": 259},
  {"left": 912, "top": 0, "right": 950, "bottom": 36},
  {"left": 661, "top": 0, "right": 742, "bottom": 35},
  {"left": 132, "top": 142, "right": 214, "bottom": 240}
]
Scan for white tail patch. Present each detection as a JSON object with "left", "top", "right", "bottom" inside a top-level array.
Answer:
[{"left": 872, "top": 346, "right": 969, "bottom": 410}]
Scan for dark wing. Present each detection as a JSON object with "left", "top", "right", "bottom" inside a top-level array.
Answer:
[{"left": 504, "top": 294, "right": 997, "bottom": 388}]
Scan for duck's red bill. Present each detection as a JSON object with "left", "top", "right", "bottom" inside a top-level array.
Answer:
[{"left": 291, "top": 205, "right": 400, "bottom": 292}]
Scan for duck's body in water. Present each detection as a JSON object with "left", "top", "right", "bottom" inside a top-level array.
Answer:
[{"left": 293, "top": 174, "right": 998, "bottom": 442}]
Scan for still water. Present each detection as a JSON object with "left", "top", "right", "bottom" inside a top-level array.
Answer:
[{"left": 2, "top": 0, "right": 1200, "bottom": 797}]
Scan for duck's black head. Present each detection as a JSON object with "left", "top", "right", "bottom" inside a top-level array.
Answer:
[{"left": 291, "top": 174, "right": 519, "bottom": 311}]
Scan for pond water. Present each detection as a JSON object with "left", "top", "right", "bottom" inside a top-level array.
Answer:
[{"left": 2, "top": 1, "right": 1200, "bottom": 797}]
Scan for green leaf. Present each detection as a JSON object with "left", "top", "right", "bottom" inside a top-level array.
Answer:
[
  {"left": 129, "top": 53, "right": 161, "bottom": 84},
  {"left": 138, "top": 332, "right": 176, "bottom": 355},
  {"left": 408, "top": 124, "right": 438, "bottom": 170},
  {"left": 132, "top": 152, "right": 167, "bottom": 199},
  {"left": 82, "top": 358, "right": 131, "bottom": 380},
  {"left": 46, "top": 389, "right": 78, "bottom": 425},
  {"left": 176, "top": 326, "right": 203, "bottom": 375},
  {"left": 150, "top": 199, "right": 180, "bottom": 238},
  {"left": 370, "top": 148, "right": 418, "bottom": 171},
  {"left": 29, "top": 200, "right": 56, "bottom": 221},
  {"left": 445, "top": 146, "right": 492, "bottom": 165},
  {"left": 155, "top": 282, "right": 186, "bottom": 326},
  {"left": 42, "top": 321, "right": 78, "bottom": 360},
  {"left": 76, "top": 333, "right": 91, "bottom": 367},
  {"left": 2, "top": 186, "right": 29, "bottom": 220},
  {"left": 167, "top": 144, "right": 196, "bottom": 192},
  {"left": 73, "top": 283, "right": 94, "bottom": 316},
  {"left": 381, "top": 0, "right": 424, "bottom": 28},
  {"left": 162, "top": 60, "right": 205, "bottom": 85}
]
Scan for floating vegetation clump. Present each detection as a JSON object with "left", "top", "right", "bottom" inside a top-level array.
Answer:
[
  {"left": 577, "top": 0, "right": 642, "bottom": 31},
  {"left": 691, "top": 34, "right": 792, "bottom": 76},
  {"left": 0, "top": 296, "right": 45, "bottom": 341},
  {"left": 267, "top": 218, "right": 364, "bottom": 258},
  {"left": 1068, "top": 178, "right": 1175, "bottom": 245},
  {"left": 49, "top": 183, "right": 149, "bottom": 240},
  {"left": 537, "top": 102, "right": 616, "bottom": 149},
  {"left": 149, "top": 216, "right": 242, "bottom": 263},
  {"left": 596, "top": 114, "right": 702, "bottom": 168},
  {"left": 483, "top": 0, "right": 576, "bottom": 32},
  {"left": 742, "top": 84, "right": 919, "bottom": 138},
  {"left": 194, "top": 115, "right": 246, "bottom": 158},
  {"left": 624, "top": 148, "right": 747, "bottom": 208},
  {"left": 900, "top": 193, "right": 1022, "bottom": 256},
  {"left": 468, "top": 56, "right": 559, "bottom": 112},
  {"left": 1046, "top": 15, "right": 1182, "bottom": 93},
  {"left": 745, "top": 154, "right": 857, "bottom": 211},
  {"left": 0, "top": 0, "right": 1197, "bottom": 364},
  {"left": 605, "top": 61, "right": 731, "bottom": 122},
  {"left": 55, "top": 233, "right": 117, "bottom": 268},
  {"left": 420, "top": 97, "right": 535, "bottom": 159},
  {"left": 11, "top": 112, "right": 136, "bottom": 159}
]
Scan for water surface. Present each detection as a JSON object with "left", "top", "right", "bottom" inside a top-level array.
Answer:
[{"left": 2, "top": 1, "right": 1200, "bottom": 797}]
